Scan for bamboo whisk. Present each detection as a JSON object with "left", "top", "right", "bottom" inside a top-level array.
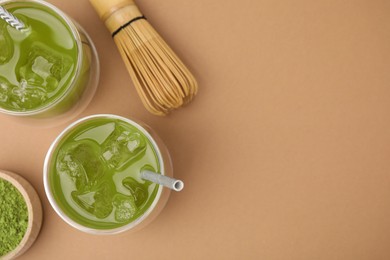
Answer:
[{"left": 90, "top": 0, "right": 198, "bottom": 116}]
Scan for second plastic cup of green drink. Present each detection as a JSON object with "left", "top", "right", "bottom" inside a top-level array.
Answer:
[
  {"left": 0, "top": 0, "right": 99, "bottom": 119},
  {"left": 43, "top": 114, "right": 174, "bottom": 234}
]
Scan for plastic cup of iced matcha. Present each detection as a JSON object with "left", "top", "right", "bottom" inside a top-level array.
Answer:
[
  {"left": 0, "top": 0, "right": 99, "bottom": 119},
  {"left": 43, "top": 114, "right": 174, "bottom": 234}
]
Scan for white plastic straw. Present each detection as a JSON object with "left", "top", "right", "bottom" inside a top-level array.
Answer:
[
  {"left": 141, "top": 170, "right": 184, "bottom": 192},
  {"left": 0, "top": 6, "right": 25, "bottom": 31}
]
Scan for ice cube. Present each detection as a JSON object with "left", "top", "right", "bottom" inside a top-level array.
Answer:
[
  {"left": 0, "top": 23, "right": 13, "bottom": 65},
  {"left": 0, "top": 77, "right": 12, "bottom": 103},
  {"left": 71, "top": 182, "right": 114, "bottom": 219},
  {"left": 113, "top": 194, "right": 137, "bottom": 222},
  {"left": 10, "top": 79, "right": 47, "bottom": 109},
  {"left": 122, "top": 177, "right": 148, "bottom": 207},
  {"left": 93, "top": 183, "right": 114, "bottom": 219},
  {"left": 19, "top": 42, "right": 73, "bottom": 92},
  {"left": 56, "top": 141, "right": 105, "bottom": 190},
  {"left": 57, "top": 152, "right": 88, "bottom": 190},
  {"left": 0, "top": 77, "right": 47, "bottom": 110},
  {"left": 101, "top": 124, "right": 146, "bottom": 170},
  {"left": 71, "top": 190, "right": 95, "bottom": 212}
]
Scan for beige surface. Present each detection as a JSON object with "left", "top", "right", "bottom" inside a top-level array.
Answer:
[{"left": 0, "top": 0, "right": 390, "bottom": 259}]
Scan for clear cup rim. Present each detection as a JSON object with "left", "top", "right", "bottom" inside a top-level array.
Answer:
[
  {"left": 43, "top": 114, "right": 166, "bottom": 235},
  {"left": 0, "top": 0, "right": 85, "bottom": 116}
]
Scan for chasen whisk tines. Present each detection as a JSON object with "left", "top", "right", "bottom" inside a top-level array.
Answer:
[{"left": 90, "top": 0, "right": 198, "bottom": 116}]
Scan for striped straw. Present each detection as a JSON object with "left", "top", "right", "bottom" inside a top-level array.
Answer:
[{"left": 0, "top": 6, "right": 25, "bottom": 31}]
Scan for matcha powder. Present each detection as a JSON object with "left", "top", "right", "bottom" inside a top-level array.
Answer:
[{"left": 0, "top": 178, "right": 28, "bottom": 256}]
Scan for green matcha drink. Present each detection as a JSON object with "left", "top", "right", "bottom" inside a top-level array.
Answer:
[
  {"left": 44, "top": 115, "right": 172, "bottom": 233},
  {"left": 0, "top": 0, "right": 98, "bottom": 118}
]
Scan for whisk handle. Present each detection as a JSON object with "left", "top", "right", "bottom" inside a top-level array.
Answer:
[
  {"left": 90, "top": 0, "right": 136, "bottom": 21},
  {"left": 90, "top": 0, "right": 143, "bottom": 35}
]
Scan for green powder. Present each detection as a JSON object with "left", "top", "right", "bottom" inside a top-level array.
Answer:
[{"left": 0, "top": 178, "right": 28, "bottom": 256}]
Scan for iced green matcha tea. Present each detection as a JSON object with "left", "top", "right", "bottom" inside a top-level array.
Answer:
[
  {"left": 44, "top": 115, "right": 173, "bottom": 234},
  {"left": 0, "top": 0, "right": 99, "bottom": 118}
]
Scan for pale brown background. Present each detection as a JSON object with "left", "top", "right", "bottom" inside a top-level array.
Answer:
[{"left": 0, "top": 0, "right": 390, "bottom": 259}]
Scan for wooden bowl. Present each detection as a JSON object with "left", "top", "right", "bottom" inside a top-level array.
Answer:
[{"left": 0, "top": 170, "right": 43, "bottom": 260}]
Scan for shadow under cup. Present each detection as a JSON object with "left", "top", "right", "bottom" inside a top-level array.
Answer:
[
  {"left": 0, "top": 0, "right": 99, "bottom": 120},
  {"left": 43, "top": 115, "right": 173, "bottom": 234}
]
